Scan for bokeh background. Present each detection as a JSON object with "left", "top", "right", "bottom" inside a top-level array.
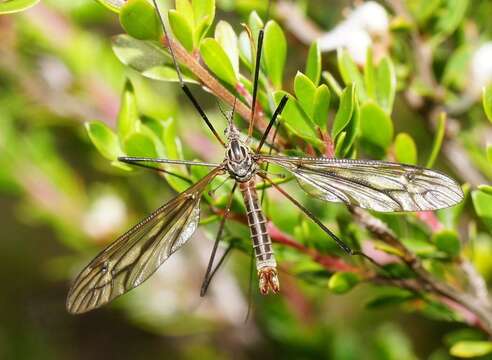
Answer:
[{"left": 2, "top": 0, "right": 492, "bottom": 359}]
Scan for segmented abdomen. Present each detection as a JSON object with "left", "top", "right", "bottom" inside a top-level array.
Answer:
[{"left": 239, "top": 179, "right": 276, "bottom": 270}]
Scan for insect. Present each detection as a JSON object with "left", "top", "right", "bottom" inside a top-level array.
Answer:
[{"left": 66, "top": 2, "right": 464, "bottom": 314}]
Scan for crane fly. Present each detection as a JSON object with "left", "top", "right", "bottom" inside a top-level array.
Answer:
[{"left": 66, "top": 2, "right": 464, "bottom": 314}]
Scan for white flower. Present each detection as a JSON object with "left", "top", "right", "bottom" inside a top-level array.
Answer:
[
  {"left": 469, "top": 42, "right": 492, "bottom": 96},
  {"left": 83, "top": 193, "right": 126, "bottom": 239},
  {"left": 318, "top": 1, "right": 389, "bottom": 65}
]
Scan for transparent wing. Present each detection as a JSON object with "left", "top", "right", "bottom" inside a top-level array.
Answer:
[
  {"left": 66, "top": 168, "right": 222, "bottom": 314},
  {"left": 261, "top": 155, "right": 463, "bottom": 212}
]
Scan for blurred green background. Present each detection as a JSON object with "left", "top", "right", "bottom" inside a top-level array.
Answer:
[{"left": 2, "top": 0, "right": 492, "bottom": 359}]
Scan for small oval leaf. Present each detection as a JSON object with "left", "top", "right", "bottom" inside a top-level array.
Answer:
[
  {"left": 215, "top": 21, "right": 239, "bottom": 76},
  {"left": 200, "top": 38, "right": 237, "bottom": 86},
  {"left": 168, "top": 9, "right": 195, "bottom": 51},
  {"left": 119, "top": 0, "right": 162, "bottom": 40},
  {"left": 450, "top": 341, "right": 492, "bottom": 358},
  {"left": 264, "top": 20, "right": 286, "bottom": 89},
  {"left": 394, "top": 133, "right": 417, "bottom": 165},
  {"left": 328, "top": 272, "right": 360, "bottom": 294},
  {"left": 360, "top": 101, "right": 394, "bottom": 150},
  {"left": 433, "top": 230, "right": 461, "bottom": 257},
  {"left": 0, "top": 0, "right": 40, "bottom": 14},
  {"left": 305, "top": 41, "right": 321, "bottom": 85},
  {"left": 85, "top": 121, "right": 122, "bottom": 161},
  {"left": 118, "top": 80, "right": 140, "bottom": 141}
]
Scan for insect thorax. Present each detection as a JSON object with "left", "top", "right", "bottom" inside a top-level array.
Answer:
[{"left": 225, "top": 138, "right": 256, "bottom": 182}]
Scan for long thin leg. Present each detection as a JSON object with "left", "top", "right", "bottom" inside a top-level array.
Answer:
[
  {"left": 256, "top": 96, "right": 288, "bottom": 154},
  {"left": 119, "top": 159, "right": 192, "bottom": 183},
  {"left": 201, "top": 242, "right": 234, "bottom": 296},
  {"left": 118, "top": 156, "right": 221, "bottom": 168},
  {"left": 152, "top": 0, "right": 225, "bottom": 147},
  {"left": 244, "top": 248, "right": 255, "bottom": 323},
  {"left": 248, "top": 29, "right": 264, "bottom": 137},
  {"left": 259, "top": 174, "right": 354, "bottom": 255},
  {"left": 200, "top": 182, "right": 238, "bottom": 296}
]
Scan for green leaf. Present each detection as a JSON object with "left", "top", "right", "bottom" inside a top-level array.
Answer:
[
  {"left": 332, "top": 84, "right": 355, "bottom": 138},
  {"left": 364, "top": 47, "right": 376, "bottom": 100},
  {"left": 94, "top": 0, "right": 125, "bottom": 13},
  {"left": 215, "top": 21, "right": 239, "bottom": 76},
  {"left": 248, "top": 11, "right": 264, "bottom": 41},
  {"left": 360, "top": 101, "right": 394, "bottom": 150},
  {"left": 426, "top": 112, "right": 446, "bottom": 168},
  {"left": 483, "top": 84, "right": 492, "bottom": 123},
  {"left": 472, "top": 190, "right": 492, "bottom": 219},
  {"left": 478, "top": 185, "right": 492, "bottom": 195},
  {"left": 176, "top": 0, "right": 194, "bottom": 21},
  {"left": 487, "top": 144, "right": 492, "bottom": 163},
  {"left": 85, "top": 121, "right": 122, "bottom": 161},
  {"left": 123, "top": 132, "right": 158, "bottom": 158},
  {"left": 435, "top": 0, "right": 469, "bottom": 39},
  {"left": 322, "top": 71, "right": 342, "bottom": 98},
  {"left": 442, "top": 44, "right": 473, "bottom": 89},
  {"left": 433, "top": 230, "right": 461, "bottom": 257},
  {"left": 334, "top": 131, "right": 347, "bottom": 158},
  {"left": 375, "top": 57, "right": 396, "bottom": 113},
  {"left": 305, "top": 41, "right": 321, "bottom": 85},
  {"left": 238, "top": 31, "right": 252, "bottom": 68},
  {"left": 450, "top": 341, "right": 492, "bottom": 358},
  {"left": 192, "top": 0, "right": 214, "bottom": 42},
  {"left": 328, "top": 272, "right": 360, "bottom": 294},
  {"left": 337, "top": 49, "right": 366, "bottom": 101},
  {"left": 273, "top": 91, "right": 322, "bottom": 148},
  {"left": 118, "top": 80, "right": 140, "bottom": 141},
  {"left": 394, "top": 133, "right": 417, "bottom": 165},
  {"left": 0, "top": 0, "right": 40, "bottom": 14},
  {"left": 294, "top": 72, "right": 316, "bottom": 118},
  {"left": 119, "top": 0, "right": 162, "bottom": 41},
  {"left": 313, "top": 85, "right": 331, "bottom": 129},
  {"left": 112, "top": 35, "right": 197, "bottom": 83},
  {"left": 332, "top": 84, "right": 359, "bottom": 157},
  {"left": 168, "top": 9, "right": 195, "bottom": 52},
  {"left": 200, "top": 38, "right": 238, "bottom": 86},
  {"left": 264, "top": 20, "right": 287, "bottom": 89}
]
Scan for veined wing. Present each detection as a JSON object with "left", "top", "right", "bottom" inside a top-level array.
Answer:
[
  {"left": 66, "top": 167, "right": 222, "bottom": 314},
  {"left": 261, "top": 155, "right": 463, "bottom": 212}
]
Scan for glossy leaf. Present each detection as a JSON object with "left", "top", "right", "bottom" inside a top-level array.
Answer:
[
  {"left": 487, "top": 144, "right": 492, "bottom": 163},
  {"left": 192, "top": 0, "right": 215, "bottom": 42},
  {"left": 360, "top": 101, "right": 393, "bottom": 150},
  {"left": 273, "top": 91, "right": 322, "bottom": 148},
  {"left": 112, "top": 35, "right": 196, "bottom": 83},
  {"left": 85, "top": 121, "right": 122, "bottom": 161},
  {"left": 264, "top": 20, "right": 286, "bottom": 89},
  {"left": 376, "top": 57, "right": 396, "bottom": 113},
  {"left": 483, "top": 84, "right": 492, "bottom": 123},
  {"left": 337, "top": 49, "right": 366, "bottom": 101},
  {"left": 322, "top": 71, "right": 342, "bottom": 97},
  {"left": 248, "top": 11, "right": 264, "bottom": 41},
  {"left": 238, "top": 31, "right": 252, "bottom": 68},
  {"left": 168, "top": 9, "right": 194, "bottom": 52},
  {"left": 394, "top": 133, "right": 417, "bottom": 165},
  {"left": 294, "top": 72, "right": 316, "bottom": 118},
  {"left": 93, "top": 0, "right": 124, "bottom": 13},
  {"left": 328, "top": 272, "right": 360, "bottom": 294},
  {"left": 200, "top": 38, "right": 237, "bottom": 86},
  {"left": 118, "top": 80, "right": 140, "bottom": 141},
  {"left": 215, "top": 21, "right": 239, "bottom": 76},
  {"left": 472, "top": 190, "right": 492, "bottom": 219},
  {"left": 119, "top": 0, "right": 161, "bottom": 40},
  {"left": 305, "top": 41, "right": 321, "bottom": 85},
  {"left": 332, "top": 84, "right": 355, "bottom": 138},
  {"left": 313, "top": 85, "right": 331, "bottom": 129},
  {"left": 364, "top": 47, "right": 376, "bottom": 100},
  {"left": 0, "top": 0, "right": 40, "bottom": 14},
  {"left": 426, "top": 112, "right": 446, "bottom": 168},
  {"left": 478, "top": 185, "right": 492, "bottom": 195},
  {"left": 433, "top": 230, "right": 461, "bottom": 257},
  {"left": 123, "top": 132, "right": 159, "bottom": 158},
  {"left": 450, "top": 341, "right": 492, "bottom": 358}
]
